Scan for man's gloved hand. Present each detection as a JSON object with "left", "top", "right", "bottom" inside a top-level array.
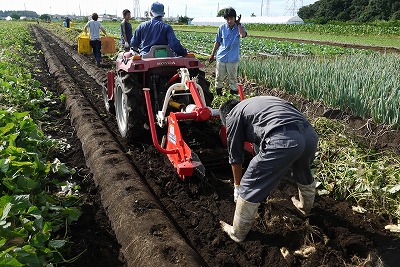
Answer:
[
  {"left": 234, "top": 185, "right": 239, "bottom": 202},
  {"left": 124, "top": 42, "right": 130, "bottom": 49},
  {"left": 209, "top": 54, "right": 215, "bottom": 63},
  {"left": 385, "top": 224, "right": 400, "bottom": 233},
  {"left": 236, "top": 14, "right": 242, "bottom": 25}
]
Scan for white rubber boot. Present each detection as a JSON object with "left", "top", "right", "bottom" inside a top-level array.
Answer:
[
  {"left": 220, "top": 195, "right": 260, "bottom": 242},
  {"left": 291, "top": 180, "right": 316, "bottom": 216}
]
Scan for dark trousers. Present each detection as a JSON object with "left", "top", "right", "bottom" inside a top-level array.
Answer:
[
  {"left": 239, "top": 121, "right": 319, "bottom": 203},
  {"left": 90, "top": 40, "right": 102, "bottom": 63}
]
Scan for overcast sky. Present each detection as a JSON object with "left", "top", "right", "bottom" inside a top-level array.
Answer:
[{"left": 1, "top": 0, "right": 318, "bottom": 17}]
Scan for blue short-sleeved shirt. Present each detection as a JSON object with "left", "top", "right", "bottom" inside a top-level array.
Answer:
[
  {"left": 130, "top": 17, "right": 187, "bottom": 56},
  {"left": 215, "top": 23, "right": 245, "bottom": 63}
]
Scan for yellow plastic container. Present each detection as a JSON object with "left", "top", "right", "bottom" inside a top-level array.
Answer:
[
  {"left": 78, "top": 33, "right": 91, "bottom": 54},
  {"left": 101, "top": 36, "right": 116, "bottom": 54}
]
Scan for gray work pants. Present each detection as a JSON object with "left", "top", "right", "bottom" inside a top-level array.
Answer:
[
  {"left": 215, "top": 61, "right": 239, "bottom": 91},
  {"left": 239, "top": 121, "right": 318, "bottom": 203}
]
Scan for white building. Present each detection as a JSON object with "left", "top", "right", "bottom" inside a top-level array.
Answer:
[{"left": 191, "top": 16, "right": 304, "bottom": 26}]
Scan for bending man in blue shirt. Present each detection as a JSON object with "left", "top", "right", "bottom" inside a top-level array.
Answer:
[
  {"left": 210, "top": 8, "right": 247, "bottom": 96},
  {"left": 130, "top": 2, "right": 187, "bottom": 57}
]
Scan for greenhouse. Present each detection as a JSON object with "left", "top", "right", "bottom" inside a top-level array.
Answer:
[{"left": 190, "top": 15, "right": 304, "bottom": 26}]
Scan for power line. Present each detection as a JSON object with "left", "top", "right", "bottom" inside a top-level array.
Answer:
[
  {"left": 133, "top": 0, "right": 141, "bottom": 19},
  {"left": 285, "top": 0, "right": 303, "bottom": 16}
]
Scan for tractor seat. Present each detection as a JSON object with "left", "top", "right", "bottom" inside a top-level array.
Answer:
[{"left": 142, "top": 45, "right": 175, "bottom": 58}]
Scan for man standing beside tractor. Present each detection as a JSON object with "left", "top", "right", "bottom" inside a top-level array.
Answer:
[
  {"left": 130, "top": 2, "right": 187, "bottom": 57},
  {"left": 219, "top": 96, "right": 319, "bottom": 242},
  {"left": 209, "top": 7, "right": 247, "bottom": 96},
  {"left": 120, "top": 9, "right": 133, "bottom": 51}
]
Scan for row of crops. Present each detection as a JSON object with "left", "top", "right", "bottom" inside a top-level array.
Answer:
[
  {"left": 238, "top": 53, "right": 400, "bottom": 127},
  {"left": 98, "top": 20, "right": 400, "bottom": 37},
  {"left": 0, "top": 21, "right": 80, "bottom": 266},
  {"left": 175, "top": 31, "right": 373, "bottom": 56},
  {"left": 95, "top": 22, "right": 373, "bottom": 57},
  {"left": 243, "top": 23, "right": 400, "bottom": 36}
]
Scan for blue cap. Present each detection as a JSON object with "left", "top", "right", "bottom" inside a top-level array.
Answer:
[{"left": 151, "top": 2, "right": 165, "bottom": 17}]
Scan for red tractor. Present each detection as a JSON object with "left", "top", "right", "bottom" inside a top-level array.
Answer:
[{"left": 103, "top": 46, "right": 219, "bottom": 179}]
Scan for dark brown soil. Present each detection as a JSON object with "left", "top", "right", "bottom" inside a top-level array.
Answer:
[
  {"left": 30, "top": 25, "right": 400, "bottom": 267},
  {"left": 31, "top": 35, "right": 125, "bottom": 267}
]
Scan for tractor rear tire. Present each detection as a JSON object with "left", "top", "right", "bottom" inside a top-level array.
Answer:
[{"left": 114, "top": 75, "right": 147, "bottom": 141}]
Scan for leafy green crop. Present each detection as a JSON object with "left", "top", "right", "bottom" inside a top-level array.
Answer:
[
  {"left": 313, "top": 117, "right": 400, "bottom": 221},
  {"left": 239, "top": 53, "right": 400, "bottom": 127},
  {"left": 1, "top": 21, "right": 82, "bottom": 266},
  {"left": 244, "top": 23, "right": 400, "bottom": 37},
  {"left": 175, "top": 31, "right": 373, "bottom": 56},
  {"left": 0, "top": 22, "right": 52, "bottom": 118}
]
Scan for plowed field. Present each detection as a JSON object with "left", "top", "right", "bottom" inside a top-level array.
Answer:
[{"left": 31, "top": 25, "right": 400, "bottom": 267}]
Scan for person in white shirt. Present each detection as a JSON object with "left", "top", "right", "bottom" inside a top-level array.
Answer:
[{"left": 84, "top": 13, "right": 107, "bottom": 66}]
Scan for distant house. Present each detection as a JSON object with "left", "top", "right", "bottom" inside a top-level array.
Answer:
[
  {"left": 191, "top": 16, "right": 304, "bottom": 26},
  {"left": 5, "top": 16, "right": 12, "bottom": 21}
]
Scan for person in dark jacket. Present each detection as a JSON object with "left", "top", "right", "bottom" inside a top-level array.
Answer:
[
  {"left": 219, "top": 96, "right": 319, "bottom": 242},
  {"left": 120, "top": 9, "right": 133, "bottom": 51},
  {"left": 130, "top": 2, "right": 187, "bottom": 56},
  {"left": 65, "top": 17, "right": 71, "bottom": 28}
]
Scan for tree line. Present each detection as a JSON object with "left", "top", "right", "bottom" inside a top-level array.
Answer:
[
  {"left": 0, "top": 10, "right": 39, "bottom": 19},
  {"left": 298, "top": 0, "right": 400, "bottom": 23}
]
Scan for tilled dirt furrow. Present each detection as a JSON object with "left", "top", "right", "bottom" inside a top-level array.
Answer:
[{"left": 32, "top": 26, "right": 205, "bottom": 267}]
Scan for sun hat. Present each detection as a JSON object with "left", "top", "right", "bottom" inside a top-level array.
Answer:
[{"left": 151, "top": 2, "right": 165, "bottom": 17}]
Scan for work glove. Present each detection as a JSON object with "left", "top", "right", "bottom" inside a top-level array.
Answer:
[
  {"left": 385, "top": 224, "right": 400, "bottom": 233},
  {"left": 236, "top": 14, "right": 242, "bottom": 25},
  {"left": 209, "top": 54, "right": 215, "bottom": 63},
  {"left": 234, "top": 185, "right": 239, "bottom": 202},
  {"left": 124, "top": 42, "right": 129, "bottom": 49},
  {"left": 291, "top": 181, "right": 316, "bottom": 216}
]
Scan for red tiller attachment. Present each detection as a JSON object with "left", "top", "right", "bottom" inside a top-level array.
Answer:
[
  {"left": 107, "top": 71, "right": 115, "bottom": 100},
  {"left": 142, "top": 71, "right": 219, "bottom": 179},
  {"left": 238, "top": 83, "right": 255, "bottom": 154},
  {"left": 165, "top": 112, "right": 205, "bottom": 178},
  {"left": 238, "top": 83, "right": 245, "bottom": 101},
  {"left": 219, "top": 83, "right": 255, "bottom": 156}
]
